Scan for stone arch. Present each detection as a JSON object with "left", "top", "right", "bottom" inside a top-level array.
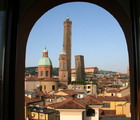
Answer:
[{"left": 16, "top": 0, "right": 133, "bottom": 119}]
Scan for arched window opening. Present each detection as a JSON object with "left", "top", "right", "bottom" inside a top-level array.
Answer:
[
  {"left": 86, "top": 108, "right": 95, "bottom": 116},
  {"left": 22, "top": 0, "right": 132, "bottom": 120}
]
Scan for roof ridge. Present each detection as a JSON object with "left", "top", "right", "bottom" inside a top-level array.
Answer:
[
  {"left": 85, "top": 95, "right": 102, "bottom": 104},
  {"left": 72, "top": 98, "right": 87, "bottom": 108}
]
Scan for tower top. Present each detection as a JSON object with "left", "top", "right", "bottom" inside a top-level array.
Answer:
[
  {"left": 38, "top": 48, "right": 52, "bottom": 66},
  {"left": 60, "top": 49, "right": 66, "bottom": 55},
  {"left": 43, "top": 47, "right": 48, "bottom": 53},
  {"left": 65, "top": 17, "right": 71, "bottom": 21}
]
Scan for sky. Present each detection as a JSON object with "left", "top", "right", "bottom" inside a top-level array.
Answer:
[{"left": 26, "top": 2, "right": 129, "bottom": 73}]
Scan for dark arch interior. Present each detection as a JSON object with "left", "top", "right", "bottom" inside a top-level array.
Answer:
[{"left": 86, "top": 108, "right": 95, "bottom": 116}]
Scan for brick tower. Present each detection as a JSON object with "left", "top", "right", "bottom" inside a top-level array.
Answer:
[
  {"left": 63, "top": 17, "right": 72, "bottom": 84},
  {"left": 59, "top": 50, "right": 68, "bottom": 85},
  {"left": 38, "top": 48, "right": 52, "bottom": 79},
  {"left": 75, "top": 55, "right": 85, "bottom": 81}
]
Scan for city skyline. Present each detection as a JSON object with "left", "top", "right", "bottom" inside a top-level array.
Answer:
[{"left": 26, "top": 2, "right": 128, "bottom": 73}]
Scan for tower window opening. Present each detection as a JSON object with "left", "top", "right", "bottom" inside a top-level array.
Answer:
[
  {"left": 52, "top": 85, "right": 55, "bottom": 90},
  {"left": 46, "top": 71, "right": 48, "bottom": 76}
]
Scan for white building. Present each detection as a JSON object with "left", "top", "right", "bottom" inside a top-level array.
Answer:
[{"left": 47, "top": 96, "right": 102, "bottom": 120}]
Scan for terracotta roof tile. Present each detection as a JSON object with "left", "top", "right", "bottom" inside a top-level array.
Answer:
[
  {"left": 100, "top": 109, "right": 116, "bottom": 115},
  {"left": 81, "top": 95, "right": 102, "bottom": 105},
  {"left": 47, "top": 98, "right": 87, "bottom": 109},
  {"left": 55, "top": 90, "right": 77, "bottom": 96},
  {"left": 36, "top": 91, "right": 45, "bottom": 97},
  {"left": 25, "top": 96, "right": 41, "bottom": 104},
  {"left": 25, "top": 76, "right": 59, "bottom": 81},
  {"left": 100, "top": 114, "right": 126, "bottom": 118},
  {"left": 106, "top": 87, "right": 129, "bottom": 93},
  {"left": 97, "top": 96, "right": 129, "bottom": 101},
  {"left": 25, "top": 76, "right": 42, "bottom": 81}
]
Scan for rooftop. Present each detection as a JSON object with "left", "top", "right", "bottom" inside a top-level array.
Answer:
[
  {"left": 47, "top": 98, "right": 87, "bottom": 109},
  {"left": 25, "top": 96, "right": 41, "bottom": 104},
  {"left": 98, "top": 96, "right": 130, "bottom": 101},
  {"left": 81, "top": 95, "right": 102, "bottom": 105}
]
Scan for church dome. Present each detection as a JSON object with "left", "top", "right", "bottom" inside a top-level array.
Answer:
[
  {"left": 38, "top": 57, "right": 52, "bottom": 66},
  {"left": 38, "top": 48, "right": 52, "bottom": 66}
]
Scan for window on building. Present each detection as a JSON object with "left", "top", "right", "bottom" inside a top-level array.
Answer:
[
  {"left": 46, "top": 71, "right": 48, "bottom": 76},
  {"left": 102, "top": 103, "right": 110, "bottom": 108},
  {"left": 86, "top": 109, "right": 95, "bottom": 116},
  {"left": 52, "top": 85, "right": 55, "bottom": 90},
  {"left": 84, "top": 86, "right": 86, "bottom": 89},
  {"left": 88, "top": 86, "right": 90, "bottom": 89},
  {"left": 44, "top": 85, "right": 46, "bottom": 90}
]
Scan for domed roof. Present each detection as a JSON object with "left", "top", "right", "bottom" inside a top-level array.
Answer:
[{"left": 38, "top": 57, "right": 52, "bottom": 66}]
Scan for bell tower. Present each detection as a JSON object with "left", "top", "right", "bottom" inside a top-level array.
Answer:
[
  {"left": 63, "top": 17, "right": 72, "bottom": 84},
  {"left": 59, "top": 50, "right": 68, "bottom": 85}
]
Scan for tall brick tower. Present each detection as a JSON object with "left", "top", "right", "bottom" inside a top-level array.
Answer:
[
  {"left": 59, "top": 50, "right": 68, "bottom": 85},
  {"left": 63, "top": 17, "right": 72, "bottom": 84},
  {"left": 75, "top": 55, "right": 85, "bottom": 81}
]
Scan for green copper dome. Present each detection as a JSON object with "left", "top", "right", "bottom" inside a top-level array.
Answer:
[{"left": 38, "top": 57, "right": 52, "bottom": 66}]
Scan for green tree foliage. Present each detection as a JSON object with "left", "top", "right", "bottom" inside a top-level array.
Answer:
[
  {"left": 71, "top": 80, "right": 87, "bottom": 85},
  {"left": 25, "top": 67, "right": 59, "bottom": 76}
]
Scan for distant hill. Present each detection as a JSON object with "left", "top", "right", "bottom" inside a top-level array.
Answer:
[
  {"left": 99, "top": 70, "right": 117, "bottom": 74},
  {"left": 25, "top": 66, "right": 59, "bottom": 76},
  {"left": 25, "top": 66, "right": 37, "bottom": 76},
  {"left": 25, "top": 67, "right": 117, "bottom": 76}
]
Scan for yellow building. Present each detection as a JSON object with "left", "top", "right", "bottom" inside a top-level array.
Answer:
[
  {"left": 68, "top": 84, "right": 97, "bottom": 95},
  {"left": 103, "top": 87, "right": 130, "bottom": 97},
  {"left": 25, "top": 96, "right": 42, "bottom": 120},
  {"left": 98, "top": 96, "right": 131, "bottom": 117},
  {"left": 40, "top": 79, "right": 58, "bottom": 93}
]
